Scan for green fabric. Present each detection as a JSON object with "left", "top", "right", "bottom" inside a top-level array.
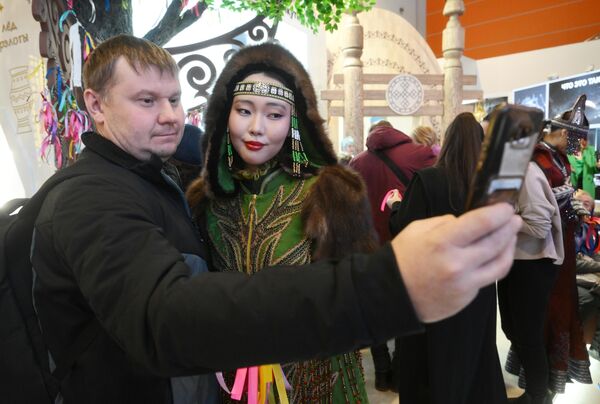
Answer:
[
  {"left": 568, "top": 146, "right": 597, "bottom": 197},
  {"left": 205, "top": 168, "right": 368, "bottom": 403}
]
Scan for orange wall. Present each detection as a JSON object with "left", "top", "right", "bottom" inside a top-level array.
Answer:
[{"left": 427, "top": 0, "right": 600, "bottom": 60}]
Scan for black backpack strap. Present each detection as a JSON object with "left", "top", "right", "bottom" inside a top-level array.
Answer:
[
  {"left": 0, "top": 198, "right": 29, "bottom": 217},
  {"left": 369, "top": 149, "right": 410, "bottom": 187},
  {"left": 6, "top": 165, "right": 96, "bottom": 398}
]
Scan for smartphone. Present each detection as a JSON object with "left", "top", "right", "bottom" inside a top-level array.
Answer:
[{"left": 465, "top": 104, "right": 544, "bottom": 210}]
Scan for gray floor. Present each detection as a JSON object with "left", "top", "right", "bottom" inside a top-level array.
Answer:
[{"left": 361, "top": 312, "right": 600, "bottom": 404}]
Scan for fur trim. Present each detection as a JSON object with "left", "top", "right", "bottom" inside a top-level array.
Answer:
[
  {"left": 302, "top": 165, "right": 378, "bottom": 260},
  {"left": 199, "top": 42, "right": 338, "bottom": 198},
  {"left": 186, "top": 176, "right": 211, "bottom": 217}
]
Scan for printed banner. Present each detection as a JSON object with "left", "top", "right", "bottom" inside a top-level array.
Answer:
[{"left": 0, "top": 0, "right": 53, "bottom": 200}]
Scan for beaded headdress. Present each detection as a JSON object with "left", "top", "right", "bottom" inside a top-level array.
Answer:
[
  {"left": 227, "top": 81, "right": 309, "bottom": 176},
  {"left": 548, "top": 94, "right": 589, "bottom": 154}
]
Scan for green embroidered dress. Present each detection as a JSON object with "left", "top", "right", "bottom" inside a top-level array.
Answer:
[{"left": 205, "top": 168, "right": 368, "bottom": 403}]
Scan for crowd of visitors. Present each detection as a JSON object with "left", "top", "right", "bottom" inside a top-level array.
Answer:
[{"left": 6, "top": 34, "right": 600, "bottom": 404}]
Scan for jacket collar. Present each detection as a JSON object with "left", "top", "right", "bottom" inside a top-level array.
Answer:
[{"left": 81, "top": 132, "right": 166, "bottom": 185}]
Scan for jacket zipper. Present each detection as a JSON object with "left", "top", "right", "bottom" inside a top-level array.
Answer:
[
  {"left": 242, "top": 169, "right": 280, "bottom": 274},
  {"left": 246, "top": 194, "right": 257, "bottom": 274}
]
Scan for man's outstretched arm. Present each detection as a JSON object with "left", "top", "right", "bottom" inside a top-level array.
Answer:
[{"left": 392, "top": 203, "right": 521, "bottom": 323}]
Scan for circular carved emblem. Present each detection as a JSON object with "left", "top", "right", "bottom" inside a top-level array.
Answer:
[{"left": 386, "top": 74, "right": 424, "bottom": 115}]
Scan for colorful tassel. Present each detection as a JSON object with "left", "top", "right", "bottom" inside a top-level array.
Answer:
[
  {"left": 39, "top": 92, "right": 63, "bottom": 168},
  {"left": 290, "top": 106, "right": 308, "bottom": 176},
  {"left": 216, "top": 364, "right": 291, "bottom": 404},
  {"left": 83, "top": 31, "right": 96, "bottom": 61},
  {"left": 58, "top": 10, "right": 75, "bottom": 32},
  {"left": 226, "top": 128, "right": 234, "bottom": 168}
]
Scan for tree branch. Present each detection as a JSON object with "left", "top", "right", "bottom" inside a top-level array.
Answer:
[
  {"left": 144, "top": 1, "right": 208, "bottom": 46},
  {"left": 75, "top": 0, "right": 133, "bottom": 42}
]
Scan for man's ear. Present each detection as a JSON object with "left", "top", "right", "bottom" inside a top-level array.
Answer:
[{"left": 83, "top": 88, "right": 104, "bottom": 125}]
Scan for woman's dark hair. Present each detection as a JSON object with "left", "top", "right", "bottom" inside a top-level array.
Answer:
[{"left": 436, "top": 112, "right": 483, "bottom": 205}]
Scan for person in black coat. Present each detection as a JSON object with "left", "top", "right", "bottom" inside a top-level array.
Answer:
[{"left": 390, "top": 112, "right": 507, "bottom": 404}]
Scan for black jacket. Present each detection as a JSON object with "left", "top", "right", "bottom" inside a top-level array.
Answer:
[
  {"left": 32, "top": 132, "right": 422, "bottom": 403},
  {"left": 390, "top": 167, "right": 506, "bottom": 404}
]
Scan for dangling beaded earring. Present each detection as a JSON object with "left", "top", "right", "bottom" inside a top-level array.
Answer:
[
  {"left": 226, "top": 127, "right": 234, "bottom": 169},
  {"left": 290, "top": 106, "right": 309, "bottom": 176}
]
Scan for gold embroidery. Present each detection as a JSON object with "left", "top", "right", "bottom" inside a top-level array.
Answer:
[{"left": 209, "top": 180, "right": 312, "bottom": 275}]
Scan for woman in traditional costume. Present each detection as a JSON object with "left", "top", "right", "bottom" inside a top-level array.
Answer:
[{"left": 187, "top": 42, "right": 376, "bottom": 403}]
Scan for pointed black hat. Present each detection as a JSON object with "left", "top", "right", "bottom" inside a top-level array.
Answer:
[{"left": 550, "top": 94, "right": 589, "bottom": 137}]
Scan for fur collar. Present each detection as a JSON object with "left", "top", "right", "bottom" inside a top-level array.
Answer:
[{"left": 198, "top": 42, "right": 337, "bottom": 199}]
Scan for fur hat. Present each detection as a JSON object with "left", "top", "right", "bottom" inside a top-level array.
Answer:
[{"left": 201, "top": 42, "right": 337, "bottom": 197}]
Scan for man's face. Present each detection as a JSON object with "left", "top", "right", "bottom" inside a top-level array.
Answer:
[
  {"left": 84, "top": 58, "right": 184, "bottom": 161},
  {"left": 581, "top": 195, "right": 594, "bottom": 214}
]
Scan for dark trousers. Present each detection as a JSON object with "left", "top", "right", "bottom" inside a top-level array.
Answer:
[
  {"left": 578, "top": 285, "right": 600, "bottom": 349},
  {"left": 498, "top": 259, "right": 559, "bottom": 397},
  {"left": 370, "top": 342, "right": 392, "bottom": 373}
]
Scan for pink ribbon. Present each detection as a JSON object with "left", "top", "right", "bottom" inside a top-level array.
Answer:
[
  {"left": 380, "top": 189, "right": 401, "bottom": 212},
  {"left": 216, "top": 365, "right": 291, "bottom": 404},
  {"left": 39, "top": 93, "right": 62, "bottom": 168}
]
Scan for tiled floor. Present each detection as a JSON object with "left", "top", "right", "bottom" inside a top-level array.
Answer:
[{"left": 361, "top": 311, "right": 600, "bottom": 404}]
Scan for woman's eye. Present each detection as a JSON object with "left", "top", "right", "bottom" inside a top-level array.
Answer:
[
  {"left": 237, "top": 108, "right": 250, "bottom": 116},
  {"left": 268, "top": 113, "right": 283, "bottom": 119}
]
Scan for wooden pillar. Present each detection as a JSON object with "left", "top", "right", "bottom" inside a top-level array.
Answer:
[
  {"left": 442, "top": 0, "right": 465, "bottom": 134},
  {"left": 342, "top": 12, "right": 364, "bottom": 152}
]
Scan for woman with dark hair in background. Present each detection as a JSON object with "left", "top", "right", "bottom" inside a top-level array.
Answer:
[{"left": 389, "top": 112, "right": 506, "bottom": 404}]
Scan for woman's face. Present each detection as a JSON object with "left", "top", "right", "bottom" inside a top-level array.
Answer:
[{"left": 228, "top": 72, "right": 291, "bottom": 169}]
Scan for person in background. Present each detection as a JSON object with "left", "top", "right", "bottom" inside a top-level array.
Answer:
[
  {"left": 27, "top": 34, "right": 522, "bottom": 404},
  {"left": 480, "top": 111, "right": 492, "bottom": 134},
  {"left": 338, "top": 136, "right": 358, "bottom": 165},
  {"left": 498, "top": 159, "right": 563, "bottom": 404},
  {"left": 168, "top": 123, "right": 204, "bottom": 190},
  {"left": 572, "top": 190, "right": 600, "bottom": 361},
  {"left": 389, "top": 112, "right": 506, "bottom": 404},
  {"left": 505, "top": 95, "right": 593, "bottom": 396},
  {"left": 568, "top": 137, "right": 598, "bottom": 198},
  {"left": 411, "top": 126, "right": 440, "bottom": 155},
  {"left": 349, "top": 119, "right": 436, "bottom": 392}
]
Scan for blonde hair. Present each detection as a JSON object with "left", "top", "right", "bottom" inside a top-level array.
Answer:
[
  {"left": 412, "top": 126, "right": 438, "bottom": 147},
  {"left": 575, "top": 189, "right": 593, "bottom": 202}
]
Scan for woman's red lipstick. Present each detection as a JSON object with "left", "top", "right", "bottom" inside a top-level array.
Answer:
[{"left": 245, "top": 141, "right": 265, "bottom": 151}]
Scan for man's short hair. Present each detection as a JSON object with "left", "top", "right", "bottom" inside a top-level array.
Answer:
[
  {"left": 83, "top": 34, "right": 179, "bottom": 96},
  {"left": 368, "top": 120, "right": 393, "bottom": 134}
]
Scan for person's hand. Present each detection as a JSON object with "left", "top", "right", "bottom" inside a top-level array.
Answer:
[{"left": 391, "top": 203, "right": 521, "bottom": 323}]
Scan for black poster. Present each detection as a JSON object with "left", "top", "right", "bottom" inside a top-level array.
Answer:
[
  {"left": 549, "top": 70, "right": 600, "bottom": 126},
  {"left": 514, "top": 83, "right": 547, "bottom": 118}
]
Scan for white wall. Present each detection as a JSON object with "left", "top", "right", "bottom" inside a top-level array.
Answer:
[
  {"left": 475, "top": 39, "right": 600, "bottom": 101},
  {"left": 376, "top": 0, "right": 426, "bottom": 37}
]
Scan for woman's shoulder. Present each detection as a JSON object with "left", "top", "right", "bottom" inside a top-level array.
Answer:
[{"left": 413, "top": 166, "right": 445, "bottom": 183}]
